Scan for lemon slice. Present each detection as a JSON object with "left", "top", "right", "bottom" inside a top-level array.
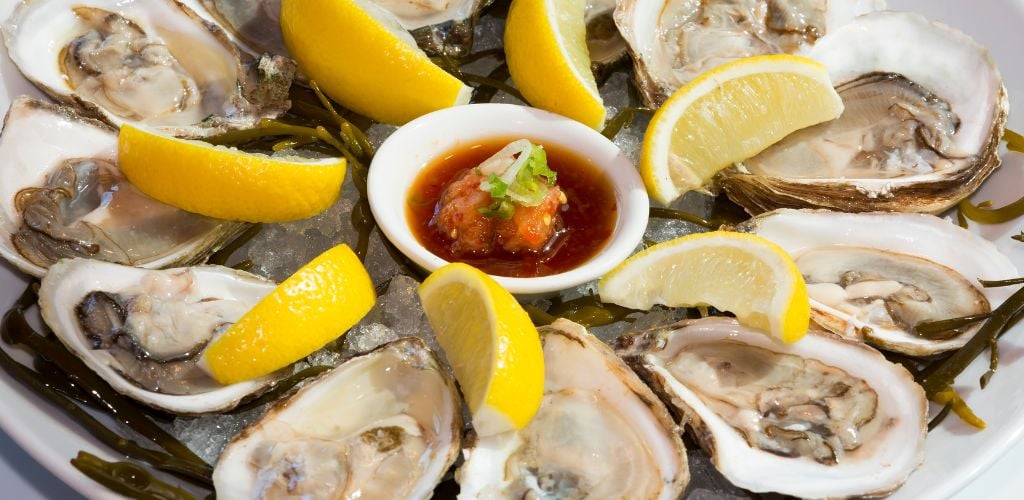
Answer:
[
  {"left": 118, "top": 124, "right": 345, "bottom": 223},
  {"left": 280, "top": 0, "right": 472, "bottom": 125},
  {"left": 598, "top": 231, "right": 810, "bottom": 343},
  {"left": 505, "top": 0, "right": 605, "bottom": 129},
  {"left": 203, "top": 244, "right": 376, "bottom": 384},
  {"left": 418, "top": 263, "right": 544, "bottom": 436},
  {"left": 641, "top": 54, "right": 843, "bottom": 205}
]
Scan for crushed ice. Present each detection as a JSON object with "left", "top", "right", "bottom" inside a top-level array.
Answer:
[{"left": 168, "top": 10, "right": 748, "bottom": 497}]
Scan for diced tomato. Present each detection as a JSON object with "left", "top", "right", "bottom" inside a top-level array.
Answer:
[
  {"left": 433, "top": 170, "right": 567, "bottom": 256},
  {"left": 496, "top": 186, "right": 565, "bottom": 253},
  {"left": 432, "top": 170, "right": 496, "bottom": 255}
]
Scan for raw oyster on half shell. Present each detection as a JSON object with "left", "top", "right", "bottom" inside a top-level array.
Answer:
[
  {"left": 458, "top": 319, "right": 689, "bottom": 499},
  {"left": 2, "top": 0, "right": 293, "bottom": 137},
  {"left": 616, "top": 317, "right": 927, "bottom": 498},
  {"left": 614, "top": 0, "right": 884, "bottom": 106},
  {"left": 214, "top": 337, "right": 461, "bottom": 500},
  {"left": 737, "top": 209, "right": 1018, "bottom": 356},
  {"left": 38, "top": 258, "right": 279, "bottom": 414},
  {"left": 0, "top": 97, "right": 246, "bottom": 278},
  {"left": 722, "top": 12, "right": 1008, "bottom": 214}
]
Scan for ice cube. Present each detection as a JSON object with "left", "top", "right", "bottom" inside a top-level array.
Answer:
[{"left": 171, "top": 405, "right": 268, "bottom": 465}]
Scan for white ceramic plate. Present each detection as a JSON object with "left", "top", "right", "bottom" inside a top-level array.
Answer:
[{"left": 0, "top": 0, "right": 1023, "bottom": 498}]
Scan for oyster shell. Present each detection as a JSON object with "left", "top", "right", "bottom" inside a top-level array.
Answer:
[
  {"left": 214, "top": 337, "right": 461, "bottom": 499},
  {"left": 458, "top": 320, "right": 689, "bottom": 499},
  {"left": 614, "top": 0, "right": 884, "bottom": 107},
  {"left": 586, "top": 0, "right": 628, "bottom": 78},
  {"left": 2, "top": 0, "right": 292, "bottom": 137},
  {"left": 737, "top": 209, "right": 1018, "bottom": 356},
  {"left": 616, "top": 317, "right": 927, "bottom": 498},
  {"left": 199, "top": 0, "right": 286, "bottom": 57},
  {"left": 722, "top": 12, "right": 1008, "bottom": 214},
  {"left": 0, "top": 97, "right": 247, "bottom": 278},
  {"left": 39, "top": 258, "right": 279, "bottom": 414},
  {"left": 200, "top": 0, "right": 486, "bottom": 58},
  {"left": 383, "top": 0, "right": 486, "bottom": 58}
]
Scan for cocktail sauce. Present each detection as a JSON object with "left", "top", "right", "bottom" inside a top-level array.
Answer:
[{"left": 407, "top": 138, "right": 618, "bottom": 278}]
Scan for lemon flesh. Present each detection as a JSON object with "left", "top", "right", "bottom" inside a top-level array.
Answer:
[
  {"left": 599, "top": 231, "right": 810, "bottom": 343},
  {"left": 419, "top": 263, "right": 544, "bottom": 436},
  {"left": 203, "top": 244, "right": 376, "bottom": 384},
  {"left": 280, "top": 0, "right": 472, "bottom": 125},
  {"left": 118, "top": 124, "right": 345, "bottom": 223},
  {"left": 505, "top": 0, "right": 605, "bottom": 129},
  {"left": 641, "top": 55, "right": 843, "bottom": 205}
]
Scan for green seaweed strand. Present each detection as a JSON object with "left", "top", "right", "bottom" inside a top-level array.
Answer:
[
  {"left": 917, "top": 285, "right": 1024, "bottom": 425},
  {"left": 1, "top": 288, "right": 207, "bottom": 468},
  {"left": 601, "top": 107, "right": 653, "bottom": 140},
  {"left": 71, "top": 452, "right": 199, "bottom": 500},
  {"left": 649, "top": 207, "right": 717, "bottom": 230},
  {"left": 208, "top": 224, "right": 263, "bottom": 266}
]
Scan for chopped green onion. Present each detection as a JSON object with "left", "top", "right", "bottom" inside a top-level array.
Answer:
[{"left": 477, "top": 140, "right": 558, "bottom": 218}]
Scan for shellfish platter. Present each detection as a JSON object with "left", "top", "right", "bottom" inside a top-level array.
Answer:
[{"left": 0, "top": 0, "right": 1024, "bottom": 499}]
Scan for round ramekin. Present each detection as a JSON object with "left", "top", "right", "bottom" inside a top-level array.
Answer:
[{"left": 367, "top": 103, "right": 649, "bottom": 295}]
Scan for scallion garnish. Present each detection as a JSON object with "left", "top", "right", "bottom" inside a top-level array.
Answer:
[{"left": 476, "top": 140, "right": 557, "bottom": 218}]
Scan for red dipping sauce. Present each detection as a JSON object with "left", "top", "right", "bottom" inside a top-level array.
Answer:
[{"left": 407, "top": 138, "right": 618, "bottom": 278}]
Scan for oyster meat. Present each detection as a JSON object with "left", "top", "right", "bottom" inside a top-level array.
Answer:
[
  {"left": 0, "top": 97, "right": 247, "bottom": 278},
  {"left": 737, "top": 209, "right": 1018, "bottom": 356},
  {"left": 39, "top": 258, "right": 279, "bottom": 414},
  {"left": 723, "top": 12, "right": 1008, "bottom": 214},
  {"left": 2, "top": 0, "right": 293, "bottom": 137},
  {"left": 614, "top": 0, "right": 884, "bottom": 106},
  {"left": 458, "top": 320, "right": 689, "bottom": 499},
  {"left": 616, "top": 317, "right": 927, "bottom": 498},
  {"left": 214, "top": 337, "right": 461, "bottom": 499}
]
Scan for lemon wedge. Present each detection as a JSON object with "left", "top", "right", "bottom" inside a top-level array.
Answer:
[
  {"left": 641, "top": 54, "right": 843, "bottom": 205},
  {"left": 202, "top": 244, "right": 376, "bottom": 384},
  {"left": 598, "top": 231, "right": 810, "bottom": 343},
  {"left": 280, "top": 0, "right": 472, "bottom": 125},
  {"left": 504, "top": 0, "right": 605, "bottom": 129},
  {"left": 117, "top": 124, "right": 345, "bottom": 223},
  {"left": 418, "top": 263, "right": 544, "bottom": 436}
]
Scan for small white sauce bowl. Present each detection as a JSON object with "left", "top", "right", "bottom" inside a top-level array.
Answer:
[{"left": 368, "top": 103, "right": 649, "bottom": 295}]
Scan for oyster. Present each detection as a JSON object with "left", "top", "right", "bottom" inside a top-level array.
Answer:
[
  {"left": 214, "top": 337, "right": 461, "bottom": 499},
  {"left": 39, "top": 258, "right": 279, "bottom": 414},
  {"left": 199, "top": 0, "right": 286, "bottom": 57},
  {"left": 2, "top": 0, "right": 292, "bottom": 137},
  {"left": 377, "top": 0, "right": 486, "bottom": 57},
  {"left": 616, "top": 317, "right": 927, "bottom": 498},
  {"left": 586, "top": 0, "right": 628, "bottom": 78},
  {"left": 458, "top": 320, "right": 689, "bottom": 499},
  {"left": 722, "top": 12, "right": 1008, "bottom": 214},
  {"left": 200, "top": 0, "right": 487, "bottom": 58},
  {"left": 0, "top": 97, "right": 247, "bottom": 278},
  {"left": 614, "top": 0, "right": 884, "bottom": 106},
  {"left": 737, "top": 209, "right": 1018, "bottom": 356}
]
